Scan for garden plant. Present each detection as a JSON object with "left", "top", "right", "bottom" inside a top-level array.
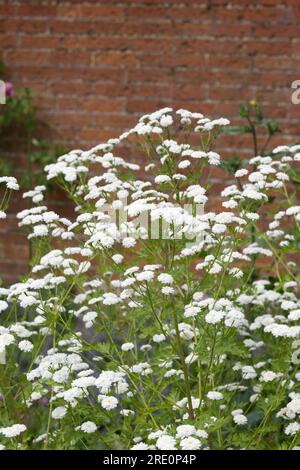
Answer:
[
  {"left": 0, "top": 60, "right": 67, "bottom": 188},
  {"left": 0, "top": 107, "right": 300, "bottom": 450}
]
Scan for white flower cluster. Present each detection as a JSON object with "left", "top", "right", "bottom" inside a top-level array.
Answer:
[
  {"left": 131, "top": 424, "right": 208, "bottom": 450},
  {"left": 0, "top": 108, "right": 300, "bottom": 450}
]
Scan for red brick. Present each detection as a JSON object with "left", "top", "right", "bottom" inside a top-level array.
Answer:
[
  {"left": 0, "top": 4, "right": 18, "bottom": 16},
  {"left": 83, "top": 98, "right": 125, "bottom": 113},
  {"left": 4, "top": 49, "right": 51, "bottom": 66},
  {"left": 93, "top": 51, "right": 137, "bottom": 67},
  {"left": 17, "top": 4, "right": 57, "bottom": 17},
  {"left": 51, "top": 50, "right": 92, "bottom": 67},
  {"left": 80, "top": 5, "right": 125, "bottom": 18}
]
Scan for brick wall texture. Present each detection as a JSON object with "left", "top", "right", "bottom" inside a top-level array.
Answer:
[{"left": 1, "top": 0, "right": 300, "bottom": 282}]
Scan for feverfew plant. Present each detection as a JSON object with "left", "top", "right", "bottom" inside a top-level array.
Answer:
[{"left": 0, "top": 108, "right": 300, "bottom": 450}]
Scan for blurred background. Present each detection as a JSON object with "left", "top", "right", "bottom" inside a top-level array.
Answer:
[{"left": 0, "top": 0, "right": 300, "bottom": 282}]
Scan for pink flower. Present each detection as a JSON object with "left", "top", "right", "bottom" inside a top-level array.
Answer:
[{"left": 5, "top": 82, "right": 14, "bottom": 97}]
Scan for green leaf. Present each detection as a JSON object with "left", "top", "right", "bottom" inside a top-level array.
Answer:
[
  {"left": 254, "top": 103, "right": 264, "bottom": 123},
  {"left": 265, "top": 120, "right": 280, "bottom": 136},
  {"left": 240, "top": 102, "right": 250, "bottom": 118},
  {"left": 289, "top": 167, "right": 300, "bottom": 183},
  {"left": 222, "top": 125, "right": 252, "bottom": 136}
]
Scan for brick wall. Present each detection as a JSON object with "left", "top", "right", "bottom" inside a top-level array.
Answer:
[{"left": 1, "top": 0, "right": 300, "bottom": 282}]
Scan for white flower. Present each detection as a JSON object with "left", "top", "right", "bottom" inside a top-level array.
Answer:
[
  {"left": 289, "top": 309, "right": 300, "bottom": 321},
  {"left": 207, "top": 391, "right": 223, "bottom": 400},
  {"left": 72, "top": 376, "right": 96, "bottom": 388},
  {"left": 176, "top": 425, "right": 196, "bottom": 438},
  {"left": 155, "top": 175, "right": 171, "bottom": 184},
  {"left": 0, "top": 300, "right": 8, "bottom": 313},
  {"left": 112, "top": 254, "right": 124, "bottom": 264},
  {"left": 233, "top": 414, "right": 248, "bottom": 426},
  {"left": 101, "top": 396, "right": 118, "bottom": 410},
  {"left": 205, "top": 310, "right": 224, "bottom": 324},
  {"left": 212, "top": 223, "right": 227, "bottom": 234},
  {"left": 241, "top": 366, "right": 257, "bottom": 380},
  {"left": 153, "top": 334, "right": 166, "bottom": 343},
  {"left": 121, "top": 342, "right": 135, "bottom": 352},
  {"left": 215, "top": 212, "right": 234, "bottom": 224},
  {"left": 157, "top": 273, "right": 174, "bottom": 284},
  {"left": 178, "top": 160, "right": 191, "bottom": 169},
  {"left": 248, "top": 172, "right": 265, "bottom": 183},
  {"left": 53, "top": 367, "right": 70, "bottom": 384},
  {"left": 0, "top": 176, "right": 19, "bottom": 190},
  {"left": 281, "top": 300, "right": 297, "bottom": 311},
  {"left": 208, "top": 262, "right": 222, "bottom": 275},
  {"left": 102, "top": 293, "right": 121, "bottom": 305},
  {"left": 136, "top": 271, "right": 154, "bottom": 282},
  {"left": 160, "top": 115, "right": 173, "bottom": 127},
  {"left": 148, "top": 430, "right": 165, "bottom": 440},
  {"left": 259, "top": 371, "right": 279, "bottom": 382},
  {"left": 80, "top": 421, "right": 97, "bottom": 434},
  {"left": 51, "top": 406, "right": 67, "bottom": 420},
  {"left": 18, "top": 340, "right": 33, "bottom": 352},
  {"left": 161, "top": 286, "right": 175, "bottom": 295},
  {"left": 285, "top": 422, "right": 300, "bottom": 436},
  {"left": 33, "top": 224, "right": 49, "bottom": 237},
  {"left": 122, "top": 237, "right": 136, "bottom": 248},
  {"left": 156, "top": 435, "right": 176, "bottom": 450},
  {"left": 196, "top": 429, "right": 209, "bottom": 439},
  {"left": 0, "top": 333, "right": 14, "bottom": 353},
  {"left": 286, "top": 397, "right": 300, "bottom": 414},
  {"left": 184, "top": 305, "right": 199, "bottom": 318},
  {"left": 180, "top": 436, "right": 201, "bottom": 450},
  {"left": 235, "top": 169, "right": 248, "bottom": 178},
  {"left": 131, "top": 442, "right": 150, "bottom": 450},
  {"left": 120, "top": 409, "right": 134, "bottom": 417},
  {"left": 0, "top": 424, "right": 26, "bottom": 438}
]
